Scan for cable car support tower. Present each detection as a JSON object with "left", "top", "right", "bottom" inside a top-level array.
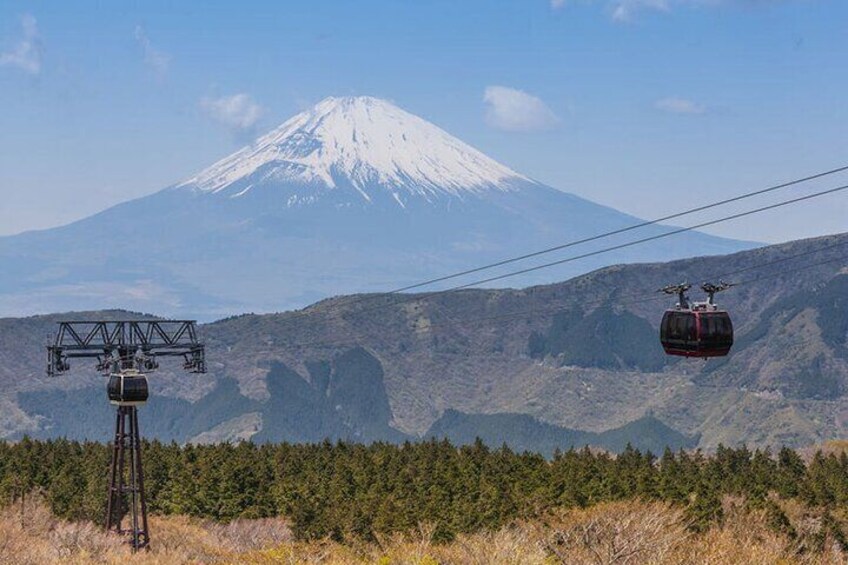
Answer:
[{"left": 47, "top": 320, "right": 206, "bottom": 552}]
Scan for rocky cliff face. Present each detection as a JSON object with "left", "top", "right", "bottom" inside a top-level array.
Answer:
[{"left": 2, "top": 232, "right": 847, "bottom": 450}]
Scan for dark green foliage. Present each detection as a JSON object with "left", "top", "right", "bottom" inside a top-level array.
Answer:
[
  {"left": 776, "top": 446, "right": 807, "bottom": 498},
  {"left": 685, "top": 481, "right": 723, "bottom": 533},
  {"left": 760, "top": 497, "right": 796, "bottom": 539},
  {"left": 801, "top": 451, "right": 848, "bottom": 507},
  {"left": 1, "top": 439, "right": 845, "bottom": 544},
  {"left": 822, "top": 509, "right": 848, "bottom": 552}
]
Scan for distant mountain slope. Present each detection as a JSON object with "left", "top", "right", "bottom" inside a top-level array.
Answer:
[
  {"left": 528, "top": 304, "right": 666, "bottom": 371},
  {"left": 15, "top": 349, "right": 408, "bottom": 445},
  {"left": 15, "top": 348, "right": 687, "bottom": 454},
  {"left": 426, "top": 410, "right": 697, "bottom": 456},
  {"left": 2, "top": 232, "right": 847, "bottom": 451},
  {"left": 0, "top": 96, "right": 750, "bottom": 319}
]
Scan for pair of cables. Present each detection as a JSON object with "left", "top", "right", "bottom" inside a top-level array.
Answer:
[
  {"left": 213, "top": 164, "right": 848, "bottom": 349},
  {"left": 292, "top": 166, "right": 848, "bottom": 326},
  {"left": 276, "top": 238, "right": 848, "bottom": 349}
]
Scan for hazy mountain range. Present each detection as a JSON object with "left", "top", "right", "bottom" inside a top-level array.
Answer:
[
  {"left": 3, "top": 231, "right": 847, "bottom": 453},
  {"left": 0, "top": 96, "right": 750, "bottom": 320}
]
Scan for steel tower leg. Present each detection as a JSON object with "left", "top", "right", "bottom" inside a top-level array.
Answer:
[{"left": 105, "top": 406, "right": 150, "bottom": 552}]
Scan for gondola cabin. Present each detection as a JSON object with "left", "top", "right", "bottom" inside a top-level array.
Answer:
[
  {"left": 659, "top": 281, "right": 734, "bottom": 358},
  {"left": 660, "top": 308, "right": 733, "bottom": 357},
  {"left": 107, "top": 370, "right": 149, "bottom": 406}
]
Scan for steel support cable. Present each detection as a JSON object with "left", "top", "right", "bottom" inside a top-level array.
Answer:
[
  {"left": 385, "top": 164, "right": 848, "bottom": 294},
  {"left": 332, "top": 182, "right": 848, "bottom": 324},
  {"left": 265, "top": 249, "right": 848, "bottom": 350},
  {"left": 257, "top": 242, "right": 848, "bottom": 350},
  {"left": 424, "top": 237, "right": 848, "bottom": 329},
  {"left": 713, "top": 237, "right": 848, "bottom": 280},
  {"left": 406, "top": 250, "right": 848, "bottom": 332},
  {"left": 257, "top": 165, "right": 848, "bottom": 333},
  {"left": 444, "top": 183, "right": 848, "bottom": 291},
  {"left": 396, "top": 245, "right": 848, "bottom": 325}
]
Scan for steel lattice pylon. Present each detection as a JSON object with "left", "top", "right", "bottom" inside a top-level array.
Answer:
[
  {"left": 106, "top": 405, "right": 150, "bottom": 552},
  {"left": 47, "top": 320, "right": 205, "bottom": 552}
]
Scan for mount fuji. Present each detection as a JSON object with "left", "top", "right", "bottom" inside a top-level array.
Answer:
[{"left": 0, "top": 96, "right": 753, "bottom": 319}]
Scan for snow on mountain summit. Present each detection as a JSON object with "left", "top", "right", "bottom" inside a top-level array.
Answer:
[
  {"left": 179, "top": 96, "right": 529, "bottom": 200},
  {"left": 0, "top": 97, "right": 752, "bottom": 321}
]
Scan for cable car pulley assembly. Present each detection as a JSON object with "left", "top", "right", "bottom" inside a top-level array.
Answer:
[{"left": 47, "top": 320, "right": 205, "bottom": 552}]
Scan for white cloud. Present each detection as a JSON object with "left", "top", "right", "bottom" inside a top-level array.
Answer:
[
  {"left": 611, "top": 0, "right": 670, "bottom": 21},
  {"left": 0, "top": 14, "right": 42, "bottom": 75},
  {"left": 550, "top": 0, "right": 601, "bottom": 10},
  {"left": 655, "top": 96, "right": 706, "bottom": 114},
  {"left": 483, "top": 86, "right": 560, "bottom": 132},
  {"left": 134, "top": 25, "right": 170, "bottom": 77},
  {"left": 201, "top": 93, "right": 264, "bottom": 132},
  {"left": 554, "top": 0, "right": 784, "bottom": 22}
]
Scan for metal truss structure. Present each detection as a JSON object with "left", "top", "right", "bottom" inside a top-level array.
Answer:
[{"left": 47, "top": 319, "right": 206, "bottom": 552}]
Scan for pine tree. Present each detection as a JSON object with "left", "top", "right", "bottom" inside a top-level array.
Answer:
[{"left": 685, "top": 480, "right": 723, "bottom": 533}]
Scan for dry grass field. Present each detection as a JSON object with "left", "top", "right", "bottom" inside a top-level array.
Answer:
[{"left": 1, "top": 496, "right": 846, "bottom": 564}]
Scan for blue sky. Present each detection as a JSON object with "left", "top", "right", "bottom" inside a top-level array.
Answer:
[{"left": 0, "top": 0, "right": 846, "bottom": 242}]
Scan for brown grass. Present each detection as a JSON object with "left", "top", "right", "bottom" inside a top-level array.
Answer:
[{"left": 1, "top": 496, "right": 846, "bottom": 564}]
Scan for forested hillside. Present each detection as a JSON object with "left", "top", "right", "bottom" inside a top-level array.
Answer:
[
  {"left": 2, "top": 233, "right": 848, "bottom": 450},
  {"left": 2, "top": 439, "right": 848, "bottom": 543}
]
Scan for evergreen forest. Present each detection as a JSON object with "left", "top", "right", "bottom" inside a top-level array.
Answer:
[{"left": 2, "top": 438, "right": 848, "bottom": 545}]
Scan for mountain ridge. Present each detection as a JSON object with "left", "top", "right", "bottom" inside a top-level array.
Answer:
[
  {"left": 0, "top": 95, "right": 750, "bottom": 319},
  {"left": 1, "top": 231, "right": 846, "bottom": 451}
]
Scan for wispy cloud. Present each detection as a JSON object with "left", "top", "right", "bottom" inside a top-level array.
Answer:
[
  {"left": 611, "top": 0, "right": 670, "bottom": 21},
  {"left": 134, "top": 25, "right": 170, "bottom": 77},
  {"left": 483, "top": 86, "right": 560, "bottom": 132},
  {"left": 550, "top": 0, "right": 598, "bottom": 9},
  {"left": 552, "top": 0, "right": 792, "bottom": 22},
  {"left": 0, "top": 14, "right": 42, "bottom": 75},
  {"left": 655, "top": 96, "right": 706, "bottom": 114},
  {"left": 201, "top": 93, "right": 264, "bottom": 132}
]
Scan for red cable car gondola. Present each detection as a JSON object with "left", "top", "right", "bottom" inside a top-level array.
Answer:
[{"left": 659, "top": 282, "right": 734, "bottom": 358}]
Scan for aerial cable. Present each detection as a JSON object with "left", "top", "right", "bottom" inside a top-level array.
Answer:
[
  {"left": 337, "top": 182, "right": 848, "bottom": 322},
  {"left": 284, "top": 164, "right": 848, "bottom": 323},
  {"left": 385, "top": 164, "right": 848, "bottom": 294},
  {"left": 405, "top": 250, "right": 848, "bottom": 334},
  {"left": 443, "top": 183, "right": 848, "bottom": 292},
  {"left": 441, "top": 235, "right": 848, "bottom": 327},
  {"left": 265, "top": 241, "right": 848, "bottom": 350},
  {"left": 276, "top": 248, "right": 848, "bottom": 349},
  {"left": 713, "top": 237, "right": 848, "bottom": 280},
  {"left": 245, "top": 165, "right": 848, "bottom": 336},
  {"left": 416, "top": 240, "right": 848, "bottom": 325}
]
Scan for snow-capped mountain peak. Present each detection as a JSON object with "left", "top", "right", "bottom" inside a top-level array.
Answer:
[{"left": 179, "top": 96, "right": 528, "bottom": 200}]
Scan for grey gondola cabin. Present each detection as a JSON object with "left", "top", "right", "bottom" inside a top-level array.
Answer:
[{"left": 107, "top": 370, "right": 149, "bottom": 406}]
